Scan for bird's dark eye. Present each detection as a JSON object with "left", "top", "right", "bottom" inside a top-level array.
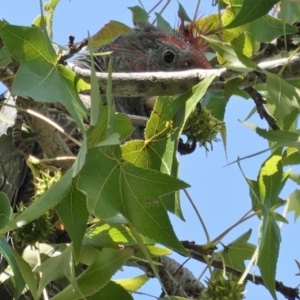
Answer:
[{"left": 164, "top": 51, "right": 175, "bottom": 63}]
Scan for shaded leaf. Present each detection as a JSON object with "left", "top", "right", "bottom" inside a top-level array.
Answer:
[
  {"left": 55, "top": 180, "right": 89, "bottom": 262},
  {"left": 257, "top": 213, "right": 281, "bottom": 300},
  {"left": 0, "top": 168, "right": 73, "bottom": 234},
  {"left": 10, "top": 247, "right": 38, "bottom": 300},
  {"left": 0, "top": 192, "right": 12, "bottom": 229},
  {"left": 219, "top": 229, "right": 255, "bottom": 270},
  {"left": 244, "top": 15, "right": 297, "bottom": 42},
  {"left": 0, "top": 237, "right": 26, "bottom": 299},
  {"left": 0, "top": 47, "right": 12, "bottom": 67},
  {"left": 177, "top": 2, "right": 192, "bottom": 22},
  {"left": 86, "top": 281, "right": 133, "bottom": 300},
  {"left": 128, "top": 6, "right": 149, "bottom": 24},
  {"left": 266, "top": 72, "right": 300, "bottom": 119},
  {"left": 37, "top": 245, "right": 76, "bottom": 296},
  {"left": 155, "top": 13, "right": 173, "bottom": 33}
]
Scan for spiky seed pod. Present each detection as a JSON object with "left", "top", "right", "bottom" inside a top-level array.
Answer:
[
  {"left": 12, "top": 203, "right": 54, "bottom": 247},
  {"left": 201, "top": 275, "right": 245, "bottom": 300},
  {"left": 34, "top": 169, "right": 61, "bottom": 197},
  {"left": 183, "top": 106, "right": 224, "bottom": 150},
  {"left": 12, "top": 169, "right": 61, "bottom": 247}
]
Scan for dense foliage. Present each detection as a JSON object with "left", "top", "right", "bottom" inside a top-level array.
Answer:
[{"left": 0, "top": 0, "right": 300, "bottom": 299}]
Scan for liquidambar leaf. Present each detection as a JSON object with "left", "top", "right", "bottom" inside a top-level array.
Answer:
[
  {"left": 258, "top": 149, "right": 287, "bottom": 209},
  {"left": 0, "top": 192, "right": 12, "bottom": 229},
  {"left": 266, "top": 72, "right": 300, "bottom": 119},
  {"left": 51, "top": 248, "right": 134, "bottom": 300},
  {"left": 0, "top": 237, "right": 26, "bottom": 299},
  {"left": 55, "top": 180, "right": 89, "bottom": 263},
  {"left": 257, "top": 213, "right": 281, "bottom": 300},
  {"left": 226, "top": 0, "right": 279, "bottom": 28},
  {"left": 77, "top": 145, "right": 188, "bottom": 252},
  {"left": 0, "top": 22, "right": 87, "bottom": 131},
  {"left": 218, "top": 229, "right": 255, "bottom": 271},
  {"left": 287, "top": 189, "right": 300, "bottom": 222},
  {"left": 128, "top": 6, "right": 149, "bottom": 24},
  {"left": 91, "top": 21, "right": 132, "bottom": 48},
  {"left": 244, "top": 14, "right": 298, "bottom": 42}
]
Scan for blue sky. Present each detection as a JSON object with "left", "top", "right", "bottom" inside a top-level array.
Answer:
[{"left": 1, "top": 1, "right": 299, "bottom": 300}]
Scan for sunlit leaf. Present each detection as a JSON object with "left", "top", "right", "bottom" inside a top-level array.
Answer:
[
  {"left": 226, "top": 0, "right": 279, "bottom": 28},
  {"left": 287, "top": 189, "right": 300, "bottom": 222},
  {"left": 114, "top": 274, "right": 149, "bottom": 294},
  {"left": 91, "top": 21, "right": 132, "bottom": 48}
]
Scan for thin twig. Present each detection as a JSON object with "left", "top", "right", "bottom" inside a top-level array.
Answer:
[{"left": 183, "top": 188, "right": 211, "bottom": 242}]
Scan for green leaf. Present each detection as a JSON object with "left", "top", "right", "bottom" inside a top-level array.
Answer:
[
  {"left": 0, "top": 237, "right": 26, "bottom": 299},
  {"left": 289, "top": 172, "right": 300, "bottom": 184},
  {"left": 55, "top": 180, "right": 89, "bottom": 262},
  {"left": 77, "top": 145, "right": 188, "bottom": 251},
  {"left": 83, "top": 222, "right": 139, "bottom": 248},
  {"left": 122, "top": 76, "right": 215, "bottom": 218},
  {"left": 226, "top": 0, "right": 279, "bottom": 28},
  {"left": 33, "top": 0, "right": 60, "bottom": 39},
  {"left": 51, "top": 248, "right": 134, "bottom": 300},
  {"left": 155, "top": 13, "right": 173, "bottom": 33},
  {"left": 128, "top": 6, "right": 149, "bottom": 24},
  {"left": 177, "top": 2, "right": 192, "bottom": 22},
  {"left": 37, "top": 245, "right": 76, "bottom": 297},
  {"left": 114, "top": 274, "right": 149, "bottom": 294},
  {"left": 91, "top": 21, "right": 132, "bottom": 48},
  {"left": 0, "top": 22, "right": 87, "bottom": 132},
  {"left": 255, "top": 127, "right": 300, "bottom": 150},
  {"left": 282, "top": 147, "right": 300, "bottom": 166},
  {"left": 266, "top": 73, "right": 300, "bottom": 120},
  {"left": 244, "top": 15, "right": 298, "bottom": 42},
  {"left": 204, "top": 36, "right": 257, "bottom": 70},
  {"left": 247, "top": 178, "right": 261, "bottom": 213},
  {"left": 0, "top": 168, "right": 73, "bottom": 233},
  {"left": 257, "top": 213, "right": 281, "bottom": 300},
  {"left": 0, "top": 192, "right": 12, "bottom": 229},
  {"left": 86, "top": 281, "right": 133, "bottom": 300},
  {"left": 258, "top": 149, "right": 284, "bottom": 208},
  {"left": 10, "top": 247, "right": 38, "bottom": 300},
  {"left": 218, "top": 229, "right": 255, "bottom": 271},
  {"left": 0, "top": 47, "right": 12, "bottom": 67},
  {"left": 287, "top": 189, "right": 300, "bottom": 222},
  {"left": 231, "top": 31, "right": 255, "bottom": 57}
]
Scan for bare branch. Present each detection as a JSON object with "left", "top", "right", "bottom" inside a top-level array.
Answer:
[{"left": 68, "top": 54, "right": 300, "bottom": 97}]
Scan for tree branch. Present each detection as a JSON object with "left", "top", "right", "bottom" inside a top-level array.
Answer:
[
  {"left": 68, "top": 54, "right": 300, "bottom": 97},
  {"left": 188, "top": 249, "right": 299, "bottom": 300}
]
